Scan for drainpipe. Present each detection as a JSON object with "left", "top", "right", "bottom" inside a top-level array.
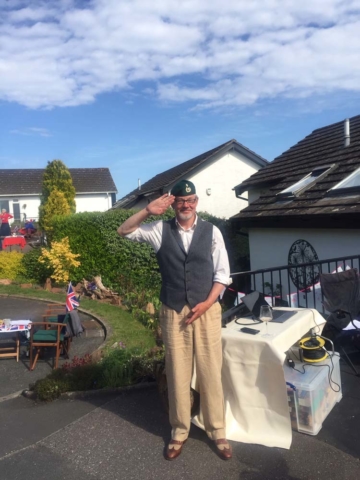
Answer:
[{"left": 344, "top": 118, "right": 350, "bottom": 147}]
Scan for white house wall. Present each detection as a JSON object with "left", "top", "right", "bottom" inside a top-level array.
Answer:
[
  {"left": 247, "top": 228, "right": 360, "bottom": 309},
  {"left": 188, "top": 152, "right": 261, "bottom": 218},
  {"left": 129, "top": 152, "right": 262, "bottom": 218},
  {"left": 2, "top": 193, "right": 111, "bottom": 223},
  {"left": 75, "top": 193, "right": 112, "bottom": 212},
  {"left": 1, "top": 196, "right": 40, "bottom": 222},
  {"left": 248, "top": 188, "right": 268, "bottom": 204},
  {"left": 249, "top": 228, "right": 360, "bottom": 271}
]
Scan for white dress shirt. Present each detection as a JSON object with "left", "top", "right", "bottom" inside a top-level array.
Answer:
[{"left": 125, "top": 215, "right": 231, "bottom": 286}]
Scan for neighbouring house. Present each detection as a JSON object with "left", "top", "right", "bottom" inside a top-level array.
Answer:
[
  {"left": 113, "top": 139, "right": 268, "bottom": 219},
  {"left": 0, "top": 168, "right": 117, "bottom": 223},
  {"left": 230, "top": 115, "right": 360, "bottom": 302}
]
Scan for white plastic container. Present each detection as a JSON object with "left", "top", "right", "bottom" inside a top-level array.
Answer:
[{"left": 283, "top": 354, "right": 342, "bottom": 435}]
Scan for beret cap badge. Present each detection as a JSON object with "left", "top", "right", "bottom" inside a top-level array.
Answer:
[{"left": 171, "top": 179, "right": 196, "bottom": 196}]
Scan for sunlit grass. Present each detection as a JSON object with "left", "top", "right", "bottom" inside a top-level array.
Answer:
[{"left": 0, "top": 285, "right": 156, "bottom": 351}]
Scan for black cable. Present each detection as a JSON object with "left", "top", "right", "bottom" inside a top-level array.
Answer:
[
  {"left": 288, "top": 348, "right": 341, "bottom": 393},
  {"left": 235, "top": 315, "right": 262, "bottom": 326},
  {"left": 302, "top": 349, "right": 327, "bottom": 361},
  {"left": 310, "top": 308, "right": 322, "bottom": 335}
]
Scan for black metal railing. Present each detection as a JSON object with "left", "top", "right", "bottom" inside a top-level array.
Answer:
[{"left": 230, "top": 254, "right": 360, "bottom": 313}]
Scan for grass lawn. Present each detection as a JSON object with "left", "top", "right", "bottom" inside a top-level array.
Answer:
[{"left": 0, "top": 284, "right": 157, "bottom": 351}]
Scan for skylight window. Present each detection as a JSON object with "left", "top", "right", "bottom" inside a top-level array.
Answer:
[
  {"left": 327, "top": 167, "right": 360, "bottom": 196},
  {"left": 277, "top": 166, "right": 334, "bottom": 200}
]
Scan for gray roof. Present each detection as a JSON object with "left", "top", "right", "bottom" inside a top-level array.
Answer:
[
  {"left": 0, "top": 168, "right": 117, "bottom": 196},
  {"left": 113, "top": 139, "right": 268, "bottom": 208},
  {"left": 231, "top": 115, "right": 360, "bottom": 228}
]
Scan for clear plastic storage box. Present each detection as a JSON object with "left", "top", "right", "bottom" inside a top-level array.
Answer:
[{"left": 283, "top": 354, "right": 342, "bottom": 435}]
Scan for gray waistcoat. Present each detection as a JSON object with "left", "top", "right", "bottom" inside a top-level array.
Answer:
[{"left": 156, "top": 218, "right": 214, "bottom": 313}]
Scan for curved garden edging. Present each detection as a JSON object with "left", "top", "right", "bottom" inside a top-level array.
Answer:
[
  {"left": 0, "top": 294, "right": 110, "bottom": 400},
  {"left": 22, "top": 381, "right": 157, "bottom": 402},
  {"left": 0, "top": 293, "right": 111, "bottom": 351}
]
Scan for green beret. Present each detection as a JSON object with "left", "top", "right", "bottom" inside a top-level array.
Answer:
[{"left": 171, "top": 179, "right": 196, "bottom": 196}]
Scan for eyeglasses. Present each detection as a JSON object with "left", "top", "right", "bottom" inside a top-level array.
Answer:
[{"left": 174, "top": 197, "right": 198, "bottom": 206}]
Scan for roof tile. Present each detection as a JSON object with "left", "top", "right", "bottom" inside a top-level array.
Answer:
[
  {"left": 233, "top": 115, "right": 360, "bottom": 226},
  {"left": 0, "top": 168, "right": 117, "bottom": 196}
]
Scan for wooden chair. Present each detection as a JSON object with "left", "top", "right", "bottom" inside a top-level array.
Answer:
[
  {"left": 42, "top": 304, "right": 66, "bottom": 329},
  {"left": 43, "top": 304, "right": 65, "bottom": 317},
  {"left": 29, "top": 318, "right": 70, "bottom": 371}
]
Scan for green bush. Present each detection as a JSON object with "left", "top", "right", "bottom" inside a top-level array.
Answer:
[
  {"left": 97, "top": 348, "right": 135, "bottom": 388},
  {"left": 21, "top": 248, "right": 52, "bottom": 284},
  {"left": 33, "top": 378, "right": 70, "bottom": 402},
  {"left": 45, "top": 208, "right": 248, "bottom": 290},
  {"left": 0, "top": 251, "right": 26, "bottom": 280},
  {"left": 33, "top": 347, "right": 165, "bottom": 401},
  {"left": 47, "top": 209, "right": 174, "bottom": 292}
]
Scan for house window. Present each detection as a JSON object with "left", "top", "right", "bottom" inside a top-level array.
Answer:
[
  {"left": 277, "top": 165, "right": 334, "bottom": 200},
  {"left": 327, "top": 167, "right": 360, "bottom": 196},
  {"left": 0, "top": 200, "right": 10, "bottom": 212}
]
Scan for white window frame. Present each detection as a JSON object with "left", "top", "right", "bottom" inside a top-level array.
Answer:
[
  {"left": 277, "top": 164, "right": 335, "bottom": 200},
  {"left": 327, "top": 167, "right": 360, "bottom": 196}
]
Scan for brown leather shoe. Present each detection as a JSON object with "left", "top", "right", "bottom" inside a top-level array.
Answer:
[
  {"left": 165, "top": 439, "right": 186, "bottom": 461},
  {"left": 214, "top": 439, "right": 232, "bottom": 460}
]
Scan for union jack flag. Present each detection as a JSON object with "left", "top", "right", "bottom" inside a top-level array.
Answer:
[{"left": 66, "top": 282, "right": 80, "bottom": 312}]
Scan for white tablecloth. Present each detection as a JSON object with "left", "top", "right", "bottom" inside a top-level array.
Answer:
[{"left": 192, "top": 308, "right": 325, "bottom": 449}]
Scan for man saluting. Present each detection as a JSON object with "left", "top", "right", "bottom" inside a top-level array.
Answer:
[{"left": 117, "top": 180, "right": 232, "bottom": 460}]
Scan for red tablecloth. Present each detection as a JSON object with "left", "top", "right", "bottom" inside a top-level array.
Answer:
[{"left": 2, "top": 236, "right": 26, "bottom": 249}]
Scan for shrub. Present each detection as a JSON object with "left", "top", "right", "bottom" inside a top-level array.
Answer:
[
  {"left": 0, "top": 251, "right": 26, "bottom": 280},
  {"left": 33, "top": 347, "right": 165, "bottom": 401},
  {"left": 48, "top": 209, "right": 174, "bottom": 292},
  {"left": 38, "top": 236, "right": 81, "bottom": 283},
  {"left": 33, "top": 378, "right": 70, "bottom": 402},
  {"left": 97, "top": 348, "right": 135, "bottom": 388},
  {"left": 47, "top": 208, "right": 248, "bottom": 290},
  {"left": 21, "top": 248, "right": 52, "bottom": 285}
]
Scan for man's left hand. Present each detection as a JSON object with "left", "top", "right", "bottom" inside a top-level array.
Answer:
[{"left": 185, "top": 301, "right": 212, "bottom": 325}]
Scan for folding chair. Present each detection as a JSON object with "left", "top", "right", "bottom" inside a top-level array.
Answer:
[
  {"left": 320, "top": 268, "right": 360, "bottom": 375},
  {"left": 29, "top": 316, "right": 71, "bottom": 371}
]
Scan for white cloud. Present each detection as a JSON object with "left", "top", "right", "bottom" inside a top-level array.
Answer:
[
  {"left": 0, "top": 0, "right": 359, "bottom": 109},
  {"left": 10, "top": 127, "right": 52, "bottom": 137}
]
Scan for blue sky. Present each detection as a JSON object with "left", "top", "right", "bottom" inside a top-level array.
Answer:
[{"left": 1, "top": 0, "right": 360, "bottom": 198}]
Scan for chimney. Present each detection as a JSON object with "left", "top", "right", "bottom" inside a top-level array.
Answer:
[
  {"left": 344, "top": 118, "right": 350, "bottom": 147},
  {"left": 138, "top": 178, "right": 141, "bottom": 190}
]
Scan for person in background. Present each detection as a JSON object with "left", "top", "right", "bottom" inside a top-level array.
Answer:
[
  {"left": 117, "top": 179, "right": 232, "bottom": 461},
  {"left": 25, "top": 219, "right": 36, "bottom": 236},
  {"left": 0, "top": 209, "right": 13, "bottom": 237}
]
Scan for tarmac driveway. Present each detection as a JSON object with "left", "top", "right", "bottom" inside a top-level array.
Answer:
[
  {"left": 0, "top": 296, "right": 359, "bottom": 479},
  {"left": 0, "top": 386, "right": 360, "bottom": 480}
]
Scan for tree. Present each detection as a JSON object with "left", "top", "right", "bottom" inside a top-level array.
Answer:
[
  {"left": 40, "top": 189, "right": 71, "bottom": 233},
  {"left": 39, "top": 160, "right": 76, "bottom": 229}
]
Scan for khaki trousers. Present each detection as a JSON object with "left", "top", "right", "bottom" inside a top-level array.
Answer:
[{"left": 160, "top": 302, "right": 225, "bottom": 441}]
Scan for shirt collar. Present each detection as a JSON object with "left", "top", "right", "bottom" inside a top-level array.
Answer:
[{"left": 175, "top": 214, "right": 198, "bottom": 232}]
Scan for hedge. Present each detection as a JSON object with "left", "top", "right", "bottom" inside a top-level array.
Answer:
[
  {"left": 22, "top": 208, "right": 249, "bottom": 293},
  {"left": 47, "top": 209, "right": 175, "bottom": 292}
]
